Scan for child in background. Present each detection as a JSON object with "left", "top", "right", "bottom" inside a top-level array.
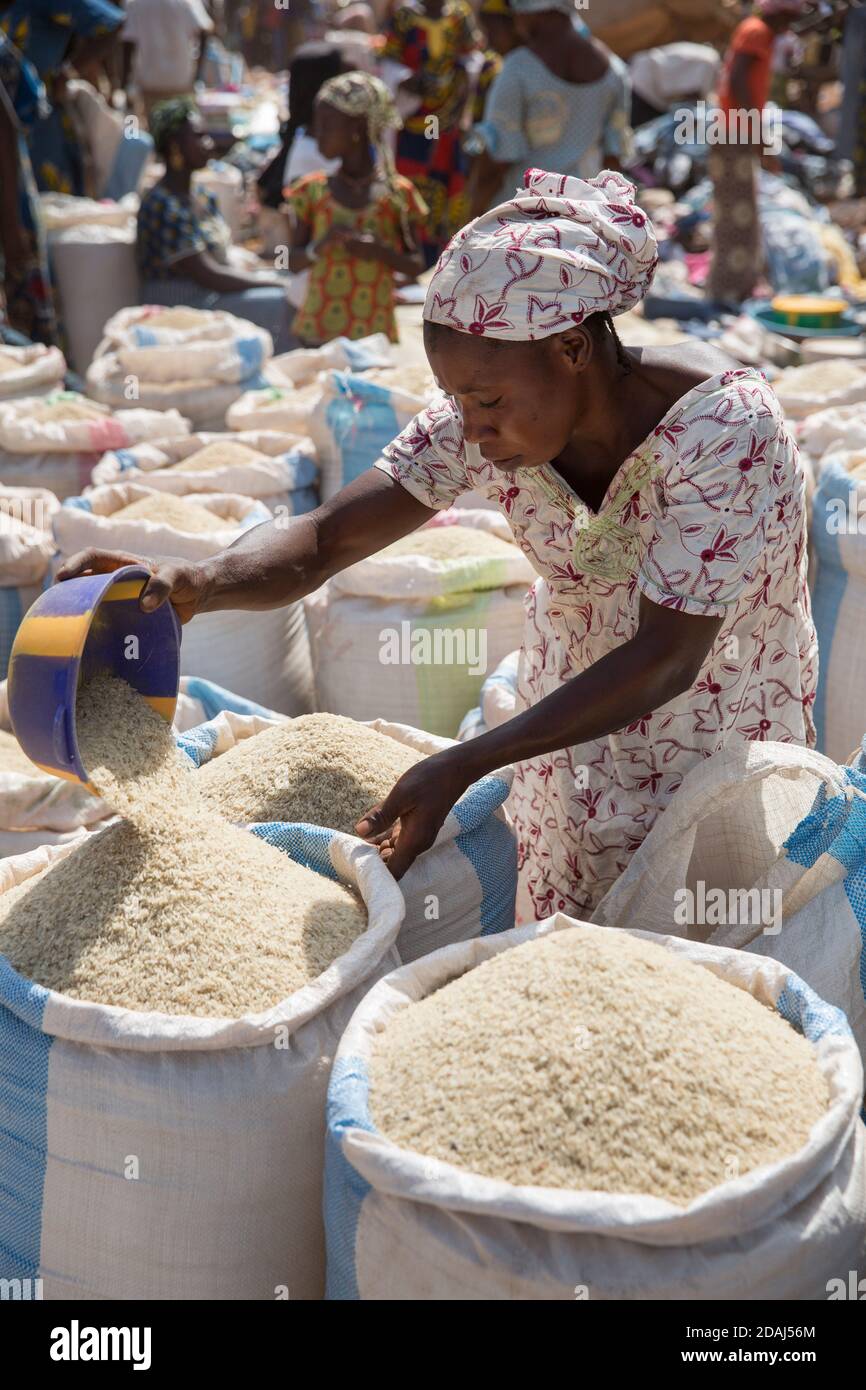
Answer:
[{"left": 285, "top": 71, "right": 426, "bottom": 346}]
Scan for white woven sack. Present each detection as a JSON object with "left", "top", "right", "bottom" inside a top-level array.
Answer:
[
  {"left": 48, "top": 221, "right": 140, "bottom": 374},
  {"left": 264, "top": 334, "right": 391, "bottom": 388},
  {"left": 0, "top": 394, "right": 189, "bottom": 454},
  {"left": 193, "top": 163, "right": 244, "bottom": 239},
  {"left": 53, "top": 482, "right": 270, "bottom": 563},
  {"left": 0, "top": 345, "right": 66, "bottom": 402},
  {"left": 809, "top": 451, "right": 866, "bottom": 761},
  {"left": 226, "top": 380, "right": 325, "bottom": 434},
  {"left": 0, "top": 452, "right": 100, "bottom": 503},
  {"left": 800, "top": 402, "right": 866, "bottom": 459},
  {"left": 179, "top": 603, "right": 315, "bottom": 715},
  {"left": 91, "top": 432, "right": 319, "bottom": 511},
  {"left": 592, "top": 740, "right": 866, "bottom": 1062},
  {"left": 86, "top": 353, "right": 248, "bottom": 431},
  {"left": 97, "top": 306, "right": 273, "bottom": 385},
  {"left": 0, "top": 487, "right": 58, "bottom": 584},
  {"left": 308, "top": 369, "right": 434, "bottom": 502},
  {"left": 324, "top": 915, "right": 866, "bottom": 1301},
  {"left": 178, "top": 709, "right": 518, "bottom": 963},
  {"left": 333, "top": 525, "right": 532, "bottom": 602},
  {"left": 481, "top": 649, "right": 520, "bottom": 731},
  {"left": 39, "top": 192, "right": 138, "bottom": 230},
  {"left": 0, "top": 825, "right": 404, "bottom": 1300},
  {"left": 773, "top": 360, "right": 866, "bottom": 422}
]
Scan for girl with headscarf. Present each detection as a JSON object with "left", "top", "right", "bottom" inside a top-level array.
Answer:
[
  {"left": 59, "top": 169, "right": 816, "bottom": 921},
  {"left": 468, "top": 0, "right": 632, "bottom": 217},
  {"left": 137, "top": 98, "right": 294, "bottom": 349},
  {"left": 284, "top": 71, "right": 428, "bottom": 345},
  {"left": 708, "top": 0, "right": 810, "bottom": 305}
]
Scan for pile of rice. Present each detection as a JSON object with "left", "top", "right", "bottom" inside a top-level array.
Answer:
[
  {"left": 22, "top": 396, "right": 106, "bottom": 422},
  {"left": 196, "top": 712, "right": 423, "bottom": 832},
  {"left": 0, "top": 676, "right": 368, "bottom": 1016},
  {"left": 369, "top": 926, "right": 829, "bottom": 1205},
  {"left": 111, "top": 493, "right": 227, "bottom": 533},
  {"left": 381, "top": 526, "right": 515, "bottom": 563},
  {"left": 169, "top": 441, "right": 271, "bottom": 473}
]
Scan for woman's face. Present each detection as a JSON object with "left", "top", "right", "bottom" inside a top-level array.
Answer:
[
  {"left": 481, "top": 15, "right": 517, "bottom": 56},
  {"left": 177, "top": 116, "right": 214, "bottom": 171},
  {"left": 313, "top": 99, "right": 364, "bottom": 161},
  {"left": 424, "top": 323, "right": 588, "bottom": 472}
]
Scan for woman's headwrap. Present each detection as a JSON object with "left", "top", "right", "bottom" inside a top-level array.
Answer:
[
  {"left": 424, "top": 168, "right": 658, "bottom": 341},
  {"left": 479, "top": 0, "right": 512, "bottom": 16},
  {"left": 149, "top": 96, "right": 198, "bottom": 155}
]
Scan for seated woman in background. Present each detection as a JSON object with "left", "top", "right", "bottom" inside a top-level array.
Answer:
[
  {"left": 137, "top": 98, "right": 293, "bottom": 350},
  {"left": 285, "top": 72, "right": 426, "bottom": 346},
  {"left": 467, "top": 0, "right": 632, "bottom": 216}
]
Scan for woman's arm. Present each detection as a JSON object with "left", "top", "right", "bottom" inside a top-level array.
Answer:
[
  {"left": 334, "top": 230, "right": 424, "bottom": 278},
  {"left": 56, "top": 468, "right": 436, "bottom": 614},
  {"left": 357, "top": 595, "right": 724, "bottom": 876},
  {"left": 171, "top": 247, "right": 286, "bottom": 292}
]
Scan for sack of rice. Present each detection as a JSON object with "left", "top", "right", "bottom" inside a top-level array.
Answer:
[
  {"left": 808, "top": 450, "right": 866, "bottom": 760},
  {"left": 0, "top": 393, "right": 189, "bottom": 500},
  {"left": 480, "top": 649, "right": 520, "bottom": 731},
  {"left": 773, "top": 360, "right": 866, "bottom": 423},
  {"left": 39, "top": 192, "right": 138, "bottom": 231},
  {"left": 265, "top": 334, "right": 391, "bottom": 389},
  {"left": 193, "top": 162, "right": 244, "bottom": 239},
  {"left": 96, "top": 306, "right": 273, "bottom": 386},
  {"left": 800, "top": 402, "right": 866, "bottom": 461},
  {"left": 592, "top": 739, "right": 866, "bottom": 1064},
  {"left": 226, "top": 380, "right": 327, "bottom": 435},
  {"left": 0, "top": 344, "right": 66, "bottom": 402},
  {"left": 0, "top": 486, "right": 58, "bottom": 680},
  {"left": 52, "top": 485, "right": 312, "bottom": 714},
  {"left": 86, "top": 352, "right": 256, "bottom": 433},
  {"left": 325, "top": 916, "right": 866, "bottom": 1301},
  {"left": 92, "top": 432, "right": 319, "bottom": 517},
  {"left": 305, "top": 519, "right": 533, "bottom": 737},
  {"left": 308, "top": 369, "right": 437, "bottom": 502},
  {"left": 0, "top": 674, "right": 405, "bottom": 1300},
  {"left": 179, "top": 708, "right": 517, "bottom": 964},
  {"left": 48, "top": 220, "right": 140, "bottom": 375}
]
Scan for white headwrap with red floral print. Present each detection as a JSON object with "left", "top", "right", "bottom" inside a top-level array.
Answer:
[{"left": 423, "top": 168, "right": 659, "bottom": 340}]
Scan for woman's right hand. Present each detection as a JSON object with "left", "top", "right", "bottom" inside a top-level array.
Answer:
[{"left": 55, "top": 550, "right": 211, "bottom": 625}]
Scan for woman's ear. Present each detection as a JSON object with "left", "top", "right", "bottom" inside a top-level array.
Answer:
[{"left": 556, "top": 325, "right": 593, "bottom": 373}]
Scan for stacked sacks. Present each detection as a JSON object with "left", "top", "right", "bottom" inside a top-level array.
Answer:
[
  {"left": 177, "top": 709, "right": 517, "bottom": 965},
  {"left": 52, "top": 485, "right": 314, "bottom": 714},
  {"left": 324, "top": 917, "right": 866, "bottom": 1301},
  {"left": 86, "top": 307, "right": 274, "bottom": 431},
  {"left": 0, "top": 345, "right": 67, "bottom": 403},
  {"left": 0, "top": 393, "right": 190, "bottom": 500},
  {"left": 0, "top": 486, "right": 59, "bottom": 681},
  {"left": 305, "top": 514, "right": 533, "bottom": 738},
  {"left": 43, "top": 196, "right": 140, "bottom": 375},
  {"left": 91, "top": 430, "right": 319, "bottom": 517},
  {"left": 800, "top": 402, "right": 866, "bottom": 464},
  {"left": 809, "top": 447, "right": 866, "bottom": 760}
]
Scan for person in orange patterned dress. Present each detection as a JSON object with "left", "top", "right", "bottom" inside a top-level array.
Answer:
[{"left": 285, "top": 71, "right": 427, "bottom": 346}]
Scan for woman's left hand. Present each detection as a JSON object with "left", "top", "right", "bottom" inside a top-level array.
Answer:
[
  {"left": 338, "top": 232, "right": 383, "bottom": 261},
  {"left": 355, "top": 748, "right": 474, "bottom": 879}
]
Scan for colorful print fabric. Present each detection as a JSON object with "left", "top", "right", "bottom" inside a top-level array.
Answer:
[{"left": 375, "top": 368, "right": 817, "bottom": 922}]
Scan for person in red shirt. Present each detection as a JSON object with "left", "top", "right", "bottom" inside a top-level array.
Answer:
[{"left": 708, "top": 0, "right": 809, "bottom": 305}]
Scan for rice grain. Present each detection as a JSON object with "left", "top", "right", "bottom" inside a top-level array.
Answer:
[
  {"left": 111, "top": 493, "right": 227, "bottom": 533},
  {"left": 381, "top": 526, "right": 515, "bottom": 562}
]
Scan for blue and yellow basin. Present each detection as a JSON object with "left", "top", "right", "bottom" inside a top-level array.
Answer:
[{"left": 7, "top": 566, "right": 180, "bottom": 791}]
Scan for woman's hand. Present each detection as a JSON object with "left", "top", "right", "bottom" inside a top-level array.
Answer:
[
  {"left": 355, "top": 747, "right": 474, "bottom": 879},
  {"left": 55, "top": 549, "right": 211, "bottom": 623}
]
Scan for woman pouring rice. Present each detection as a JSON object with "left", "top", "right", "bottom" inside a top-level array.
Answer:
[{"left": 58, "top": 169, "right": 817, "bottom": 922}]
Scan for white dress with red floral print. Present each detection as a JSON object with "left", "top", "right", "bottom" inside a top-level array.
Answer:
[{"left": 375, "top": 367, "right": 817, "bottom": 924}]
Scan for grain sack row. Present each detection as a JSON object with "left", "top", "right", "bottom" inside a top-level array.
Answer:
[
  {"left": 0, "top": 344, "right": 67, "bottom": 403},
  {"left": 92, "top": 430, "right": 319, "bottom": 517},
  {"left": 87, "top": 307, "right": 274, "bottom": 431},
  {"left": 53, "top": 485, "right": 313, "bottom": 714},
  {"left": 0, "top": 676, "right": 405, "bottom": 1300},
  {"left": 0, "top": 486, "right": 59, "bottom": 682},
  {"left": 0, "top": 392, "right": 189, "bottom": 500},
  {"left": 305, "top": 516, "right": 535, "bottom": 738}
]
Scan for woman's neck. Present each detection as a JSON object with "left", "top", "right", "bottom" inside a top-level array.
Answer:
[
  {"left": 162, "top": 167, "right": 192, "bottom": 196},
  {"left": 339, "top": 144, "right": 375, "bottom": 181}
]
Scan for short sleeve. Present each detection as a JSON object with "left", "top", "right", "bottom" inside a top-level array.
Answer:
[
  {"left": 156, "top": 193, "right": 207, "bottom": 265},
  {"left": 284, "top": 173, "right": 321, "bottom": 225},
  {"left": 637, "top": 374, "right": 793, "bottom": 618},
  {"left": 477, "top": 57, "right": 528, "bottom": 165},
  {"left": 374, "top": 398, "right": 472, "bottom": 511}
]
